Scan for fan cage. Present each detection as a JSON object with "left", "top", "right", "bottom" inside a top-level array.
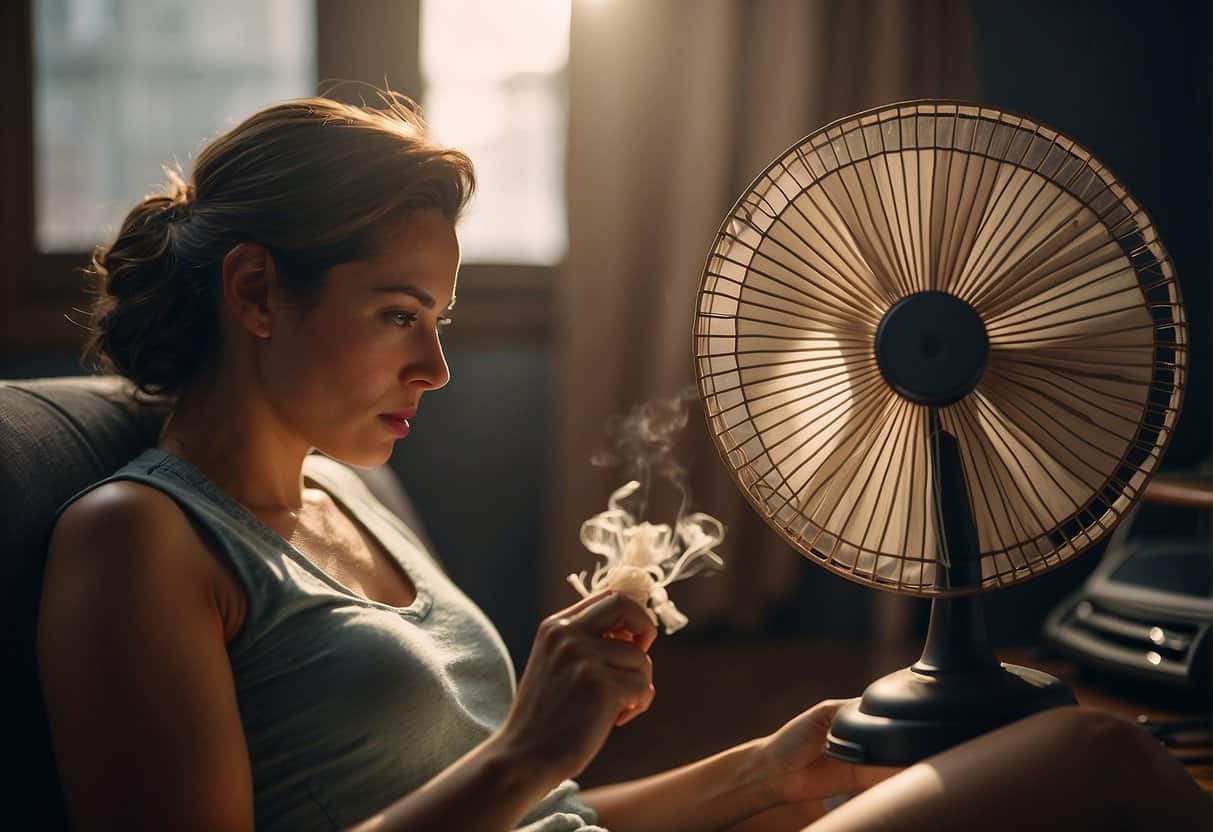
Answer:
[{"left": 693, "top": 100, "right": 1187, "bottom": 597}]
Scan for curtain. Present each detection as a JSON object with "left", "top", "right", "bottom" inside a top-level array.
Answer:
[{"left": 545, "top": 0, "right": 979, "bottom": 637}]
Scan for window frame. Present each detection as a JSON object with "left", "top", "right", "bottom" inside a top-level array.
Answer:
[{"left": 0, "top": 0, "right": 553, "bottom": 356}]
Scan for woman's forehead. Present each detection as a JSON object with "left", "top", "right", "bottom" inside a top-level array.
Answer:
[
  {"left": 379, "top": 209, "right": 459, "bottom": 251},
  {"left": 335, "top": 213, "right": 459, "bottom": 300}
]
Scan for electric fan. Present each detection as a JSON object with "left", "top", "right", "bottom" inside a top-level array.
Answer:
[{"left": 693, "top": 101, "right": 1187, "bottom": 765}]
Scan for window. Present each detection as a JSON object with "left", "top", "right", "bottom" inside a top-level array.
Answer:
[
  {"left": 33, "top": 0, "right": 314, "bottom": 251},
  {"left": 2, "top": 0, "right": 554, "bottom": 349},
  {"left": 420, "top": 0, "right": 569, "bottom": 265}
]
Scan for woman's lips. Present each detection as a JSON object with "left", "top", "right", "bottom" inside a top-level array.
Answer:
[{"left": 379, "top": 414, "right": 411, "bottom": 438}]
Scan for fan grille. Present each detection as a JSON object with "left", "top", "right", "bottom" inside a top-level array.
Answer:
[{"left": 694, "top": 101, "right": 1186, "bottom": 596}]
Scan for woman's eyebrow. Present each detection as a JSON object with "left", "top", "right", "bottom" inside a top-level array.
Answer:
[{"left": 370, "top": 284, "right": 441, "bottom": 309}]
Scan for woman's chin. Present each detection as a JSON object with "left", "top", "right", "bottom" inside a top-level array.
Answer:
[{"left": 313, "top": 441, "right": 396, "bottom": 470}]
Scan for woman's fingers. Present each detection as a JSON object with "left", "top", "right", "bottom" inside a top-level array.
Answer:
[
  {"left": 774, "top": 697, "right": 851, "bottom": 743},
  {"left": 535, "top": 591, "right": 658, "bottom": 731},
  {"left": 506, "top": 593, "right": 664, "bottom": 782},
  {"left": 574, "top": 592, "right": 658, "bottom": 646},
  {"left": 598, "top": 648, "right": 653, "bottom": 727},
  {"left": 552, "top": 589, "right": 615, "bottom": 619},
  {"left": 615, "top": 679, "right": 656, "bottom": 726},
  {"left": 551, "top": 591, "right": 660, "bottom": 652},
  {"left": 604, "top": 625, "right": 658, "bottom": 655},
  {"left": 590, "top": 634, "right": 652, "bottom": 673},
  {"left": 809, "top": 698, "right": 851, "bottom": 717},
  {"left": 551, "top": 591, "right": 656, "bottom": 644},
  {"left": 807, "top": 698, "right": 853, "bottom": 730},
  {"left": 633, "top": 625, "right": 658, "bottom": 653}
]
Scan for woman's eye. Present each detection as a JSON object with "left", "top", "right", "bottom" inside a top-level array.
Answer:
[{"left": 387, "top": 311, "right": 453, "bottom": 331}]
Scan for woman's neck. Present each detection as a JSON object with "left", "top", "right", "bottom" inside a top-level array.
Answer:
[{"left": 157, "top": 372, "right": 311, "bottom": 512}]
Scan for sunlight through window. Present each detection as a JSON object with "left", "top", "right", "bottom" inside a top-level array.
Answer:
[{"left": 420, "top": 0, "right": 570, "bottom": 265}]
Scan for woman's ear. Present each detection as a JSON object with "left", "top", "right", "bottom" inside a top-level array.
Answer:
[{"left": 220, "top": 242, "right": 276, "bottom": 339}]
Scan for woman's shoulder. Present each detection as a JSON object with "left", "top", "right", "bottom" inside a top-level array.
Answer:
[
  {"left": 48, "top": 479, "right": 245, "bottom": 639},
  {"left": 51, "top": 447, "right": 183, "bottom": 540},
  {"left": 55, "top": 478, "right": 195, "bottom": 545}
]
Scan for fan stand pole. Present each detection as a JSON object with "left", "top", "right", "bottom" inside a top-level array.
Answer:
[
  {"left": 823, "top": 410, "right": 1077, "bottom": 766},
  {"left": 915, "top": 408, "right": 998, "bottom": 672}
]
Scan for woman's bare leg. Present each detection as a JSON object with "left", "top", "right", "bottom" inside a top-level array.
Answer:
[{"left": 805, "top": 706, "right": 1211, "bottom": 832}]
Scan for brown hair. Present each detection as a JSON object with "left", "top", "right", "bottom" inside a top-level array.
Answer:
[{"left": 80, "top": 92, "right": 475, "bottom": 397}]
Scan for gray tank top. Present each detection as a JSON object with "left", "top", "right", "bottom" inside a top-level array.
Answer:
[{"left": 59, "top": 448, "right": 604, "bottom": 831}]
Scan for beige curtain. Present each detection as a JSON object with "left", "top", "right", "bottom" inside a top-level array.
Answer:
[{"left": 545, "top": 0, "right": 979, "bottom": 636}]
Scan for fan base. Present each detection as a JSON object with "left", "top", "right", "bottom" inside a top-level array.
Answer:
[{"left": 824, "top": 662, "right": 1078, "bottom": 766}]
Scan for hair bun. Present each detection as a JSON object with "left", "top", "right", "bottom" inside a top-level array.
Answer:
[
  {"left": 161, "top": 166, "right": 196, "bottom": 220},
  {"left": 80, "top": 165, "right": 213, "bottom": 396}
]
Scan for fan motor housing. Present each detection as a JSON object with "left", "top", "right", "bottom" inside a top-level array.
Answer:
[{"left": 875, "top": 291, "right": 988, "bottom": 406}]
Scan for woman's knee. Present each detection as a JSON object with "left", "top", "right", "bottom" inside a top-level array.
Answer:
[
  {"left": 1036, "top": 705, "right": 1168, "bottom": 802},
  {"left": 1047, "top": 706, "right": 1212, "bottom": 829},
  {"left": 1029, "top": 705, "right": 1148, "bottom": 756},
  {"left": 1066, "top": 706, "right": 1148, "bottom": 745}
]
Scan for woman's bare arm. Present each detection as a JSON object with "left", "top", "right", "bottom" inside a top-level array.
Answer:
[
  {"left": 579, "top": 698, "right": 896, "bottom": 832},
  {"left": 39, "top": 483, "right": 257, "bottom": 831},
  {"left": 341, "top": 734, "right": 556, "bottom": 832}
]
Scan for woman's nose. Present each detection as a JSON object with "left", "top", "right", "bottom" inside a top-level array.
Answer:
[
  {"left": 401, "top": 330, "right": 450, "bottom": 390},
  {"left": 428, "top": 346, "right": 451, "bottom": 390}
]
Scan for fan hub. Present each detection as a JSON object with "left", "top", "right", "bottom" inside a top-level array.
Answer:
[{"left": 875, "top": 291, "right": 988, "bottom": 406}]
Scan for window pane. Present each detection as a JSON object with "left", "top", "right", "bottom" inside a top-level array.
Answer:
[
  {"left": 420, "top": 0, "right": 569, "bottom": 265},
  {"left": 34, "top": 0, "right": 314, "bottom": 252}
]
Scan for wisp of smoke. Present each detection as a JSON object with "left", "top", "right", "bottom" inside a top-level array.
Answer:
[
  {"left": 589, "top": 384, "right": 699, "bottom": 524},
  {"left": 570, "top": 386, "right": 726, "bottom": 635}
]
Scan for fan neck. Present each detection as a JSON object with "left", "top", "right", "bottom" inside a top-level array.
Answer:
[
  {"left": 914, "top": 596, "right": 999, "bottom": 674},
  {"left": 916, "top": 411, "right": 1000, "bottom": 674},
  {"left": 930, "top": 412, "right": 982, "bottom": 589}
]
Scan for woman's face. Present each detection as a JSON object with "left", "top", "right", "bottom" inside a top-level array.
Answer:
[{"left": 263, "top": 210, "right": 460, "bottom": 466}]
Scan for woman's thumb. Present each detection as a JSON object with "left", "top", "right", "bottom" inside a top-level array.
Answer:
[{"left": 808, "top": 697, "right": 854, "bottom": 730}]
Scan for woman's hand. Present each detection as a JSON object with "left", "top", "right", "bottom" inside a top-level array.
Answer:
[
  {"left": 495, "top": 591, "right": 658, "bottom": 788},
  {"left": 757, "top": 699, "right": 901, "bottom": 806}
]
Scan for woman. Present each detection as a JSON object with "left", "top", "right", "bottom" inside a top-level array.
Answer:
[{"left": 37, "top": 94, "right": 1209, "bottom": 832}]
